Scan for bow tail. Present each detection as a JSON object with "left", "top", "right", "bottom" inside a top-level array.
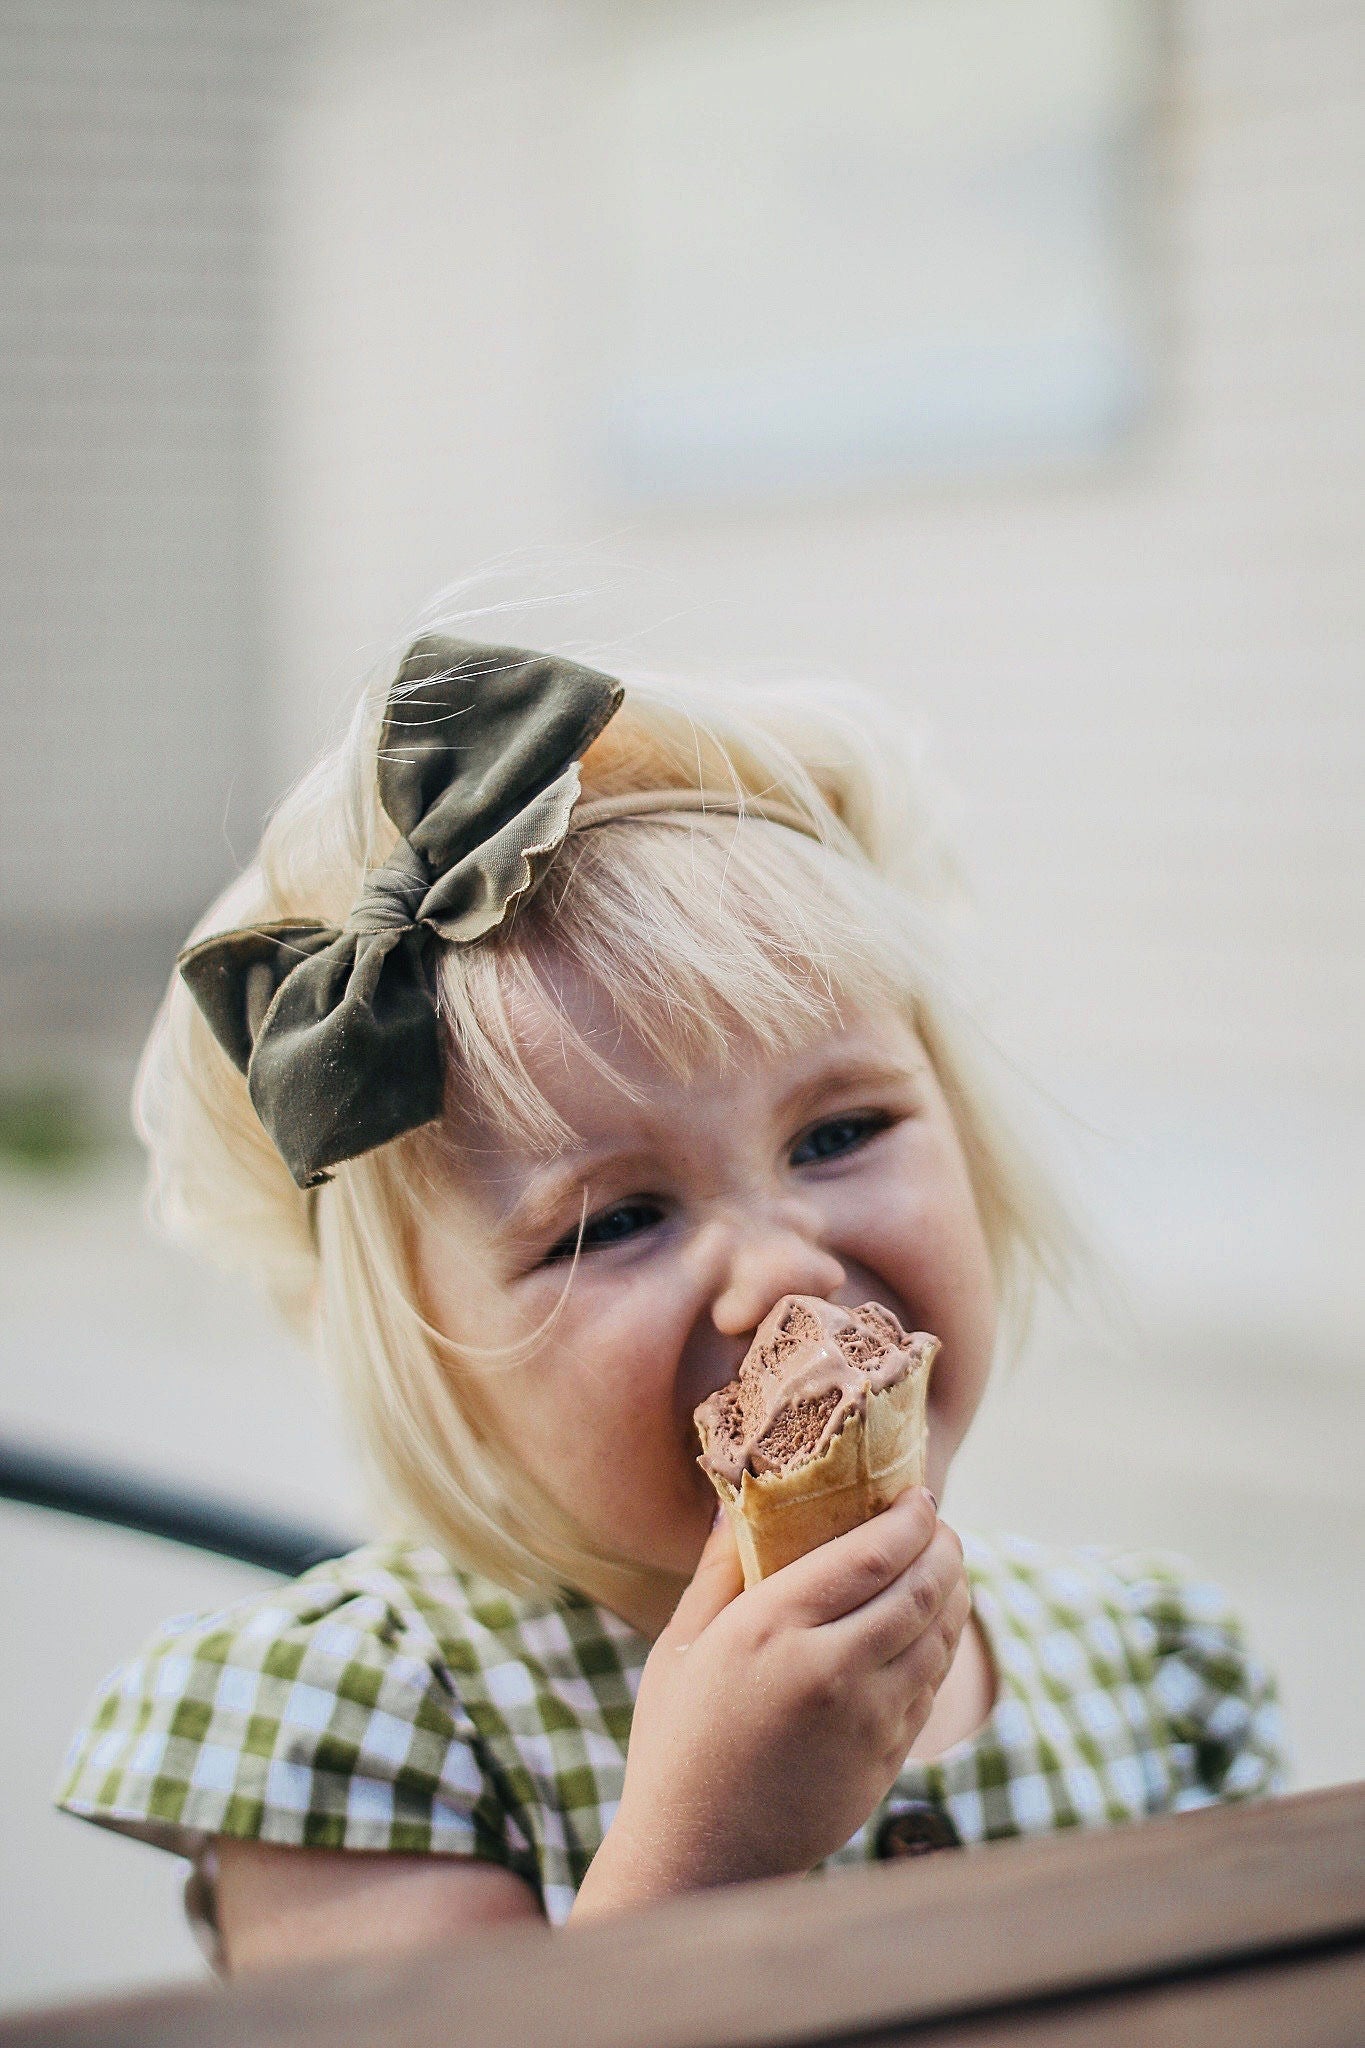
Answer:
[
  {"left": 178, "top": 923, "right": 338, "bottom": 1076},
  {"left": 179, "top": 922, "right": 444, "bottom": 1188}
]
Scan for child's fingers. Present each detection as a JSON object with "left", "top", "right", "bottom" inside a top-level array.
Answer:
[
  {"left": 822, "top": 1523, "right": 966, "bottom": 1669},
  {"left": 870, "top": 1566, "right": 972, "bottom": 1696},
  {"left": 859, "top": 1548, "right": 978, "bottom": 1679},
  {"left": 662, "top": 1508, "right": 744, "bottom": 1646},
  {"left": 769, "top": 1488, "right": 938, "bottom": 1629}
]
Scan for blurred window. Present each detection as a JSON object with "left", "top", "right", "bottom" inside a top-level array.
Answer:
[{"left": 605, "top": 0, "right": 1157, "bottom": 498}]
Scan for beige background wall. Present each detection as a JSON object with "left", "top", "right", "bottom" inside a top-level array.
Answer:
[{"left": 0, "top": 0, "right": 283, "bottom": 1048}]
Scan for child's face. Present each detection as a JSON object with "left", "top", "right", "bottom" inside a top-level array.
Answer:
[{"left": 416, "top": 964, "right": 998, "bottom": 1589}]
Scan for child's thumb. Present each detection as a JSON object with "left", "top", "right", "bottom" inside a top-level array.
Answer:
[{"left": 664, "top": 1509, "right": 744, "bottom": 1645}]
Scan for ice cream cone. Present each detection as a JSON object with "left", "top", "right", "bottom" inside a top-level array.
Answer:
[{"left": 694, "top": 1297, "right": 937, "bottom": 1589}]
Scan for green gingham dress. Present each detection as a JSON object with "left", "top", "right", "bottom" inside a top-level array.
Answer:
[{"left": 56, "top": 1531, "right": 1285, "bottom": 1932}]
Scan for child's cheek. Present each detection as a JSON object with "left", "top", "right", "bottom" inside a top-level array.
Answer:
[
  {"left": 921, "top": 1221, "right": 999, "bottom": 1466},
  {"left": 496, "top": 1284, "right": 703, "bottom": 1551},
  {"left": 836, "top": 1149, "right": 997, "bottom": 1451}
]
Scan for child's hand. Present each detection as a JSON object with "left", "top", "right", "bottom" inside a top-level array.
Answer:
[{"left": 571, "top": 1488, "right": 968, "bottom": 1917}]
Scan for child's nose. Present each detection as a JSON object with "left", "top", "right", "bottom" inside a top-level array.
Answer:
[{"left": 708, "top": 1219, "right": 847, "bottom": 1339}]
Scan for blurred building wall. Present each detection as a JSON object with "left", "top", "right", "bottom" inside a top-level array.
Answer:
[
  {"left": 268, "top": 0, "right": 1363, "bottom": 1341},
  {"left": 0, "top": 0, "right": 283, "bottom": 1059}
]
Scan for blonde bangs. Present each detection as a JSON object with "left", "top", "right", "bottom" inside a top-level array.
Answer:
[{"left": 431, "top": 816, "right": 914, "bottom": 1157}]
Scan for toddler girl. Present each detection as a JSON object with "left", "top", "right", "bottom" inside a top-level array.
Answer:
[{"left": 57, "top": 633, "right": 1284, "bottom": 1973}]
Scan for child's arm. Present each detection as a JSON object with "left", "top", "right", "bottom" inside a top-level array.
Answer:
[
  {"left": 215, "top": 1839, "right": 543, "bottom": 1972},
  {"left": 208, "top": 1491, "right": 959, "bottom": 1955},
  {"left": 573, "top": 1487, "right": 966, "bottom": 1919},
  {"left": 209, "top": 1491, "right": 958, "bottom": 1959}
]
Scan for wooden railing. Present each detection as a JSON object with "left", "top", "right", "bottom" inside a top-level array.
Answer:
[{"left": 5, "top": 1781, "right": 1363, "bottom": 2046}]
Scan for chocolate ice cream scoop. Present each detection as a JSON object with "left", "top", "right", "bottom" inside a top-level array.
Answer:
[
  {"left": 693, "top": 1295, "right": 937, "bottom": 1586},
  {"left": 694, "top": 1295, "right": 936, "bottom": 1487}
]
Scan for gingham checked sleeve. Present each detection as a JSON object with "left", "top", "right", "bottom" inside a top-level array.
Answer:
[
  {"left": 1108, "top": 1549, "right": 1287, "bottom": 1804},
  {"left": 55, "top": 1559, "right": 526, "bottom": 1872}
]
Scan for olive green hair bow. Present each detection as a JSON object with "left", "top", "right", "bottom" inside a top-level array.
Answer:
[{"left": 178, "top": 636, "right": 623, "bottom": 1189}]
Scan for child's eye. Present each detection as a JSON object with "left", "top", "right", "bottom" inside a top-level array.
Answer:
[
  {"left": 542, "top": 1200, "right": 665, "bottom": 1264},
  {"left": 789, "top": 1111, "right": 893, "bottom": 1167}
]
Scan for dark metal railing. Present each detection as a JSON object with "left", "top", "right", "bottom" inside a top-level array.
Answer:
[{"left": 0, "top": 1434, "right": 356, "bottom": 1576}]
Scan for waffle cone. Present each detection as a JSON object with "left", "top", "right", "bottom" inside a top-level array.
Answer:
[{"left": 707, "top": 1356, "right": 933, "bottom": 1589}]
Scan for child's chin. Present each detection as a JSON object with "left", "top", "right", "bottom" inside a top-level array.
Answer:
[
  {"left": 639, "top": 1519, "right": 715, "bottom": 1580},
  {"left": 592, "top": 1509, "right": 711, "bottom": 1580}
]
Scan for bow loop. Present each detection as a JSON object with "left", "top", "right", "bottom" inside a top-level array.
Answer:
[
  {"left": 417, "top": 763, "right": 584, "bottom": 942},
  {"left": 178, "top": 637, "right": 623, "bottom": 1188}
]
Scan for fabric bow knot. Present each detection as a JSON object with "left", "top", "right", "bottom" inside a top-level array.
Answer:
[{"left": 178, "top": 636, "right": 623, "bottom": 1189}]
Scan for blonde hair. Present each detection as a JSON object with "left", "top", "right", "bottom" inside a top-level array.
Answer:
[{"left": 136, "top": 635, "right": 1075, "bottom": 1603}]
